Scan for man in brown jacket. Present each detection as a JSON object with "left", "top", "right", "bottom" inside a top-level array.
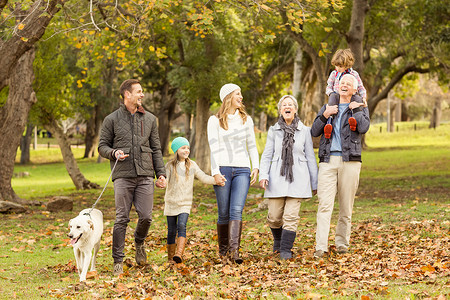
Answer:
[{"left": 98, "top": 79, "right": 166, "bottom": 275}]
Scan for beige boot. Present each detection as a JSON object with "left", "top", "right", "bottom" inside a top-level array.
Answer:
[
  {"left": 173, "top": 237, "right": 186, "bottom": 263},
  {"left": 167, "top": 244, "right": 176, "bottom": 261}
]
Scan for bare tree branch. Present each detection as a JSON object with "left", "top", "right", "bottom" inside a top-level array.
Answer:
[
  {"left": 89, "top": 0, "right": 101, "bottom": 31},
  {"left": 369, "top": 64, "right": 430, "bottom": 112}
]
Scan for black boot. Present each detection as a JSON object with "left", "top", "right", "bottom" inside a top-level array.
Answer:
[
  {"left": 270, "top": 227, "right": 282, "bottom": 253},
  {"left": 279, "top": 229, "right": 296, "bottom": 260},
  {"left": 228, "top": 220, "right": 243, "bottom": 264},
  {"left": 217, "top": 223, "right": 229, "bottom": 260}
]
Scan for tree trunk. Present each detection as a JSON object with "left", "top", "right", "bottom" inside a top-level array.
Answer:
[
  {"left": 20, "top": 124, "right": 33, "bottom": 164},
  {"left": 299, "top": 64, "right": 321, "bottom": 126},
  {"left": 292, "top": 48, "right": 303, "bottom": 101},
  {"left": 0, "top": 49, "right": 37, "bottom": 205},
  {"left": 0, "top": 0, "right": 62, "bottom": 91},
  {"left": 429, "top": 96, "right": 441, "bottom": 129},
  {"left": 194, "top": 97, "right": 211, "bottom": 173},
  {"left": 84, "top": 103, "right": 102, "bottom": 158},
  {"left": 347, "top": 0, "right": 369, "bottom": 73},
  {"left": 46, "top": 119, "right": 100, "bottom": 190},
  {"left": 259, "top": 111, "right": 267, "bottom": 132},
  {"left": 157, "top": 82, "right": 181, "bottom": 156}
]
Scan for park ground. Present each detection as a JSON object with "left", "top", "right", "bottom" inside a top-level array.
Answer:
[{"left": 0, "top": 121, "right": 449, "bottom": 299}]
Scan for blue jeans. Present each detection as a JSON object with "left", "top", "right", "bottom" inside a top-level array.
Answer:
[
  {"left": 213, "top": 167, "right": 251, "bottom": 224},
  {"left": 166, "top": 213, "right": 189, "bottom": 244}
]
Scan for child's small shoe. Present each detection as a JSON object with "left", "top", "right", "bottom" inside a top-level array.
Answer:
[
  {"left": 348, "top": 117, "right": 357, "bottom": 131},
  {"left": 324, "top": 124, "right": 333, "bottom": 139}
]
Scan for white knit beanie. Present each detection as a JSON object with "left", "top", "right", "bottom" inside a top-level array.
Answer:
[{"left": 219, "top": 83, "right": 240, "bottom": 102}]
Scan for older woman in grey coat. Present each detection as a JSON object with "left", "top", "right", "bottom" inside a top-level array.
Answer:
[{"left": 259, "top": 95, "right": 318, "bottom": 259}]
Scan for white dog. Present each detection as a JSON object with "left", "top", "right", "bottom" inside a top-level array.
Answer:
[{"left": 68, "top": 208, "right": 103, "bottom": 282}]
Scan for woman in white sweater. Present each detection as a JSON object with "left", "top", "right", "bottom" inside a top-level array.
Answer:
[
  {"left": 207, "top": 83, "right": 260, "bottom": 264},
  {"left": 164, "top": 137, "right": 224, "bottom": 263}
]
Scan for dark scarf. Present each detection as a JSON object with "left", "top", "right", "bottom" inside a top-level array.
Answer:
[{"left": 278, "top": 115, "right": 299, "bottom": 183}]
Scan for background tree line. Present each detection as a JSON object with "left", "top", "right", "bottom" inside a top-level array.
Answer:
[{"left": 0, "top": 0, "right": 448, "bottom": 209}]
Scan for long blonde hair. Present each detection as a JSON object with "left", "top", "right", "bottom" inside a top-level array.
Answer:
[
  {"left": 216, "top": 93, "right": 248, "bottom": 130},
  {"left": 168, "top": 154, "right": 191, "bottom": 182}
]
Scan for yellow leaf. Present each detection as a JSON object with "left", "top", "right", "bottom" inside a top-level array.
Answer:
[
  {"left": 421, "top": 265, "right": 435, "bottom": 273},
  {"left": 77, "top": 80, "right": 83, "bottom": 88},
  {"left": 18, "top": 23, "right": 25, "bottom": 30},
  {"left": 117, "top": 50, "right": 125, "bottom": 58},
  {"left": 260, "top": 4, "right": 271, "bottom": 11},
  {"left": 149, "top": 46, "right": 155, "bottom": 52},
  {"left": 324, "top": 27, "right": 333, "bottom": 32},
  {"left": 319, "top": 50, "right": 324, "bottom": 57}
]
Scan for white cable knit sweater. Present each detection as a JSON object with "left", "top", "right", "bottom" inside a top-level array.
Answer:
[
  {"left": 163, "top": 160, "right": 216, "bottom": 216},
  {"left": 207, "top": 110, "right": 260, "bottom": 176}
]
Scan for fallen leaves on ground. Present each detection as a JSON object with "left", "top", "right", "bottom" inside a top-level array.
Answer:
[{"left": 43, "top": 216, "right": 449, "bottom": 299}]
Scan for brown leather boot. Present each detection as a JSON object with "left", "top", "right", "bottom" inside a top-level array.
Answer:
[
  {"left": 228, "top": 220, "right": 243, "bottom": 264},
  {"left": 167, "top": 244, "right": 176, "bottom": 261},
  {"left": 217, "top": 223, "right": 229, "bottom": 260},
  {"left": 173, "top": 237, "right": 186, "bottom": 263}
]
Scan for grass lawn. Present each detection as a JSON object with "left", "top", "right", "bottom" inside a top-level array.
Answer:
[{"left": 1, "top": 122, "right": 449, "bottom": 299}]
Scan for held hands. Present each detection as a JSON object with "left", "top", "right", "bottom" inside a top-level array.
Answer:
[
  {"left": 250, "top": 168, "right": 259, "bottom": 185},
  {"left": 259, "top": 179, "right": 268, "bottom": 190},
  {"left": 213, "top": 174, "right": 226, "bottom": 186},
  {"left": 155, "top": 175, "right": 167, "bottom": 189}
]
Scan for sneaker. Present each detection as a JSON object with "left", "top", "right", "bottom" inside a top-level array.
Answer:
[
  {"left": 113, "top": 262, "right": 123, "bottom": 276},
  {"left": 336, "top": 246, "right": 348, "bottom": 254},
  {"left": 314, "top": 250, "right": 327, "bottom": 258},
  {"left": 348, "top": 117, "right": 357, "bottom": 131},
  {"left": 135, "top": 242, "right": 147, "bottom": 265},
  {"left": 324, "top": 124, "right": 333, "bottom": 139}
]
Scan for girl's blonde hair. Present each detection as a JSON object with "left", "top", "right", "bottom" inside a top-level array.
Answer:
[
  {"left": 331, "top": 49, "right": 355, "bottom": 69},
  {"left": 216, "top": 92, "right": 248, "bottom": 130},
  {"left": 168, "top": 153, "right": 191, "bottom": 181}
]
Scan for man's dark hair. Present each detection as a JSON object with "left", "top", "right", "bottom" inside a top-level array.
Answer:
[{"left": 119, "top": 79, "right": 140, "bottom": 99}]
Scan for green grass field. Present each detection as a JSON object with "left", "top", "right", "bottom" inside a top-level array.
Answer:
[{"left": 1, "top": 122, "right": 449, "bottom": 299}]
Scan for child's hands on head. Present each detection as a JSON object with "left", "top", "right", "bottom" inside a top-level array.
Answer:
[{"left": 349, "top": 101, "right": 365, "bottom": 110}]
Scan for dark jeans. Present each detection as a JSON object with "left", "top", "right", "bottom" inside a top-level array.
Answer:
[
  {"left": 112, "top": 176, "right": 154, "bottom": 263},
  {"left": 213, "top": 167, "right": 251, "bottom": 224},
  {"left": 166, "top": 213, "right": 189, "bottom": 244}
]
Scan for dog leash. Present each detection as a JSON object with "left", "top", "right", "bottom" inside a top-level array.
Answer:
[{"left": 84, "top": 158, "right": 120, "bottom": 216}]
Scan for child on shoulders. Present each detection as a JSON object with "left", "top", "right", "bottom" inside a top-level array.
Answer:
[{"left": 324, "top": 49, "right": 367, "bottom": 138}]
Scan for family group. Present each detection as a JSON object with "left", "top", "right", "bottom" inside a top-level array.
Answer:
[{"left": 98, "top": 49, "right": 370, "bottom": 275}]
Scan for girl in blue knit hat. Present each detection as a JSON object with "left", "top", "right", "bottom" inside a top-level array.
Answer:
[{"left": 163, "top": 137, "right": 226, "bottom": 263}]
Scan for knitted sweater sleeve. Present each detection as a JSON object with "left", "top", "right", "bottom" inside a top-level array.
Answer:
[{"left": 192, "top": 161, "right": 216, "bottom": 185}]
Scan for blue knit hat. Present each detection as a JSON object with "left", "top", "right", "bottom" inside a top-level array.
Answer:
[{"left": 171, "top": 137, "right": 190, "bottom": 153}]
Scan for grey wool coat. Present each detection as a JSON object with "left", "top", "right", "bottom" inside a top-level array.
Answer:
[
  {"left": 259, "top": 120, "right": 318, "bottom": 198},
  {"left": 98, "top": 104, "right": 166, "bottom": 181}
]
